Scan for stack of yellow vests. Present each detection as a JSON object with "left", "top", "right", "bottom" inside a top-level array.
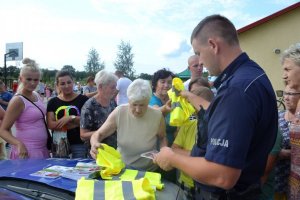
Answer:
[
  {"left": 75, "top": 144, "right": 164, "bottom": 200},
  {"left": 168, "top": 77, "right": 195, "bottom": 126}
]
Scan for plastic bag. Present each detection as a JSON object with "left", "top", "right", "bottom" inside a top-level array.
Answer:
[{"left": 51, "top": 131, "right": 71, "bottom": 158}]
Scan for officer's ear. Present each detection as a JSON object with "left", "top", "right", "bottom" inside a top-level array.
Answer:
[{"left": 208, "top": 38, "right": 219, "bottom": 54}]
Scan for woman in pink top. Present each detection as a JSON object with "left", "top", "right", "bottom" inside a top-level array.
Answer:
[
  {"left": 0, "top": 58, "right": 49, "bottom": 159},
  {"left": 0, "top": 106, "right": 6, "bottom": 159}
]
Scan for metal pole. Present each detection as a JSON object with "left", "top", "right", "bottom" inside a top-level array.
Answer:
[
  {"left": 4, "top": 53, "right": 7, "bottom": 86},
  {"left": 4, "top": 51, "right": 17, "bottom": 86}
]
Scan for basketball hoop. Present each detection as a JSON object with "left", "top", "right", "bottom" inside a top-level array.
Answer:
[
  {"left": 4, "top": 42, "right": 23, "bottom": 86},
  {"left": 5, "top": 43, "right": 23, "bottom": 62},
  {"left": 8, "top": 49, "right": 18, "bottom": 61}
]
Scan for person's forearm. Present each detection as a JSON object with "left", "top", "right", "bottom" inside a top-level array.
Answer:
[
  {"left": 172, "top": 147, "right": 190, "bottom": 156},
  {"left": 95, "top": 129, "right": 110, "bottom": 143},
  {"left": 261, "top": 154, "right": 277, "bottom": 184},
  {"left": 159, "top": 137, "right": 167, "bottom": 148},
  {"left": 186, "top": 92, "right": 210, "bottom": 111},
  {"left": 0, "top": 101, "right": 8, "bottom": 106},
  {"left": 47, "top": 119, "right": 62, "bottom": 130},
  {"left": 169, "top": 154, "right": 240, "bottom": 189},
  {"left": 0, "top": 129, "right": 21, "bottom": 146},
  {"left": 73, "top": 116, "right": 80, "bottom": 124},
  {"left": 80, "top": 130, "right": 95, "bottom": 141},
  {"left": 67, "top": 116, "right": 80, "bottom": 128}
]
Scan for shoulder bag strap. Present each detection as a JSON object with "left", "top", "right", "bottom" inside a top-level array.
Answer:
[{"left": 18, "top": 94, "right": 50, "bottom": 134}]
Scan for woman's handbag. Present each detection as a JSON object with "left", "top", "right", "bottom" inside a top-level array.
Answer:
[{"left": 18, "top": 94, "right": 52, "bottom": 150}]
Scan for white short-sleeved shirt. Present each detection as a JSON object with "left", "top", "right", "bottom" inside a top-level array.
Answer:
[{"left": 116, "top": 77, "right": 132, "bottom": 105}]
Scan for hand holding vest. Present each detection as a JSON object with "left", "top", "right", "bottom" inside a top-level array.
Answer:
[{"left": 168, "top": 77, "right": 195, "bottom": 126}]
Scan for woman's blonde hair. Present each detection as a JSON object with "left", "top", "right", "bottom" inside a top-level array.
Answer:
[{"left": 17, "top": 58, "right": 41, "bottom": 93}]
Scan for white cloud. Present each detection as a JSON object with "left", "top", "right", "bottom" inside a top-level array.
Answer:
[{"left": 157, "top": 32, "right": 183, "bottom": 56}]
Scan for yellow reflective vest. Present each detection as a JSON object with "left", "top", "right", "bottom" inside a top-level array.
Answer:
[
  {"left": 76, "top": 177, "right": 156, "bottom": 200},
  {"left": 76, "top": 144, "right": 164, "bottom": 199},
  {"left": 112, "top": 169, "right": 164, "bottom": 190},
  {"left": 96, "top": 144, "right": 125, "bottom": 179},
  {"left": 168, "top": 77, "right": 195, "bottom": 126}
]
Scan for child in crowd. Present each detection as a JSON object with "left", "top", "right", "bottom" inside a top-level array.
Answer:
[{"left": 172, "top": 85, "right": 214, "bottom": 200}]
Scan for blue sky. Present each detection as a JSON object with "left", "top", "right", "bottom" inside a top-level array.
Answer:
[{"left": 0, "top": 0, "right": 298, "bottom": 75}]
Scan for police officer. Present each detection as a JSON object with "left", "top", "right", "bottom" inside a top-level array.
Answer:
[{"left": 154, "top": 14, "right": 278, "bottom": 200}]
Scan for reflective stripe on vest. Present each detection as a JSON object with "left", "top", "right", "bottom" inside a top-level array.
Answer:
[
  {"left": 111, "top": 169, "right": 164, "bottom": 190},
  {"left": 111, "top": 169, "right": 145, "bottom": 180},
  {"left": 99, "top": 181, "right": 133, "bottom": 200}
]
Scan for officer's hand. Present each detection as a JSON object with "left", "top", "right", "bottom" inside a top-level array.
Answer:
[{"left": 153, "top": 147, "right": 174, "bottom": 171}]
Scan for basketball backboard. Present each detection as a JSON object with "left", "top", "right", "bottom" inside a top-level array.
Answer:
[{"left": 5, "top": 42, "right": 23, "bottom": 61}]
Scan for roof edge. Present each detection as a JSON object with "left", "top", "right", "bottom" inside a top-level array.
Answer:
[{"left": 237, "top": 2, "right": 300, "bottom": 34}]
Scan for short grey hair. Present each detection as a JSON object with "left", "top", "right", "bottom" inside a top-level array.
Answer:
[
  {"left": 281, "top": 43, "right": 300, "bottom": 66},
  {"left": 127, "top": 79, "right": 152, "bottom": 102},
  {"left": 94, "top": 70, "right": 118, "bottom": 88}
]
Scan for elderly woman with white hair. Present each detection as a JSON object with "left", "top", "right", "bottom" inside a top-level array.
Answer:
[
  {"left": 80, "top": 70, "right": 118, "bottom": 156},
  {"left": 282, "top": 43, "right": 300, "bottom": 90},
  {"left": 90, "top": 79, "right": 167, "bottom": 171},
  {"left": 280, "top": 43, "right": 300, "bottom": 199}
]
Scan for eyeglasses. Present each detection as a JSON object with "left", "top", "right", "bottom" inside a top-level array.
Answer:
[{"left": 283, "top": 91, "right": 300, "bottom": 96}]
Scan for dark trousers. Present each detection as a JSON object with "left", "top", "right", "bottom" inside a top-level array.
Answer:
[
  {"left": 195, "top": 190, "right": 227, "bottom": 200},
  {"left": 195, "top": 184, "right": 261, "bottom": 200}
]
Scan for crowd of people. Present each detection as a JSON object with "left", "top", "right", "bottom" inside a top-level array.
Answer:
[{"left": 0, "top": 14, "right": 299, "bottom": 200}]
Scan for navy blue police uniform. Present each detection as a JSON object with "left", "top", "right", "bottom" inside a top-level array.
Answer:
[{"left": 192, "top": 53, "right": 278, "bottom": 200}]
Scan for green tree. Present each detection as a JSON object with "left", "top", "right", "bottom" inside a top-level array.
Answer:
[
  {"left": 61, "top": 65, "right": 76, "bottom": 77},
  {"left": 74, "top": 71, "right": 88, "bottom": 82},
  {"left": 114, "top": 40, "right": 135, "bottom": 79},
  {"left": 7, "top": 65, "right": 20, "bottom": 78},
  {"left": 138, "top": 73, "right": 152, "bottom": 80},
  {"left": 84, "top": 48, "right": 104, "bottom": 75},
  {"left": 41, "top": 68, "right": 58, "bottom": 84}
]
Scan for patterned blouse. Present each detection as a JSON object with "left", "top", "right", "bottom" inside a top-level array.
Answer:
[
  {"left": 80, "top": 97, "right": 117, "bottom": 148},
  {"left": 274, "top": 111, "right": 291, "bottom": 193}
]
